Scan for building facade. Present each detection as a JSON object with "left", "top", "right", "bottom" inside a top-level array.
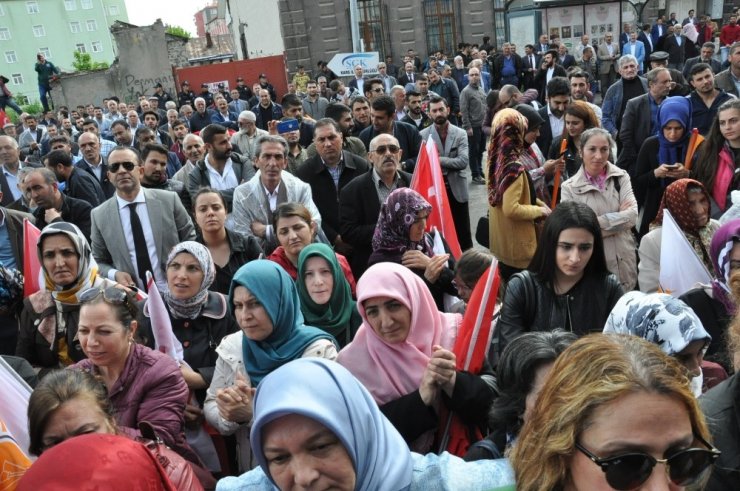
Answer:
[{"left": 0, "top": 0, "right": 128, "bottom": 105}]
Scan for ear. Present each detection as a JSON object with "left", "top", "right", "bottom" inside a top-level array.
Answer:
[
  {"left": 310, "top": 221, "right": 318, "bottom": 238},
  {"left": 128, "top": 319, "right": 138, "bottom": 339}
]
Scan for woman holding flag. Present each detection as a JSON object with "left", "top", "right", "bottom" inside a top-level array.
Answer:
[{"left": 337, "top": 262, "right": 495, "bottom": 453}]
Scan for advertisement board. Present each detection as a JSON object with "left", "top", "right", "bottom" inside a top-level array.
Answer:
[{"left": 327, "top": 52, "right": 380, "bottom": 77}]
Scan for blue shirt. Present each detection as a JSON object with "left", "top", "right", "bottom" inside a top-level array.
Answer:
[{"left": 0, "top": 211, "right": 17, "bottom": 270}]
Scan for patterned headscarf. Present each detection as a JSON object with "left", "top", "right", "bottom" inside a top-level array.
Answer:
[
  {"left": 709, "top": 219, "right": 740, "bottom": 314},
  {"left": 162, "top": 241, "right": 215, "bottom": 319},
  {"left": 657, "top": 97, "right": 691, "bottom": 167},
  {"left": 38, "top": 222, "right": 100, "bottom": 305},
  {"left": 653, "top": 179, "right": 715, "bottom": 271},
  {"left": 371, "top": 188, "right": 433, "bottom": 262},
  {"left": 488, "top": 108, "right": 529, "bottom": 207},
  {"left": 604, "top": 291, "right": 711, "bottom": 356}
]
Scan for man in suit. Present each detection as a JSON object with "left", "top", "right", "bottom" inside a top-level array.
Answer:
[
  {"left": 623, "top": 31, "right": 646, "bottom": 71},
  {"left": 339, "top": 133, "right": 413, "bottom": 277},
  {"left": 0, "top": 136, "right": 30, "bottom": 207},
  {"left": 639, "top": 24, "right": 655, "bottom": 73},
  {"left": 295, "top": 119, "right": 369, "bottom": 257},
  {"left": 91, "top": 146, "right": 195, "bottom": 290},
  {"left": 18, "top": 114, "right": 47, "bottom": 162},
  {"left": 534, "top": 49, "right": 567, "bottom": 104},
  {"left": 557, "top": 44, "right": 576, "bottom": 70},
  {"left": 44, "top": 147, "right": 106, "bottom": 207},
  {"left": 714, "top": 42, "right": 740, "bottom": 97},
  {"left": 683, "top": 42, "right": 723, "bottom": 79},
  {"left": 536, "top": 34, "right": 551, "bottom": 56},
  {"left": 420, "top": 96, "right": 472, "bottom": 250},
  {"left": 521, "top": 44, "right": 540, "bottom": 90},
  {"left": 228, "top": 90, "right": 249, "bottom": 114},
  {"left": 664, "top": 29, "right": 688, "bottom": 70},
  {"left": 397, "top": 61, "right": 418, "bottom": 87},
  {"left": 619, "top": 24, "right": 632, "bottom": 52},
  {"left": 682, "top": 9, "right": 697, "bottom": 27},
  {"left": 348, "top": 65, "right": 367, "bottom": 95},
  {"left": 358, "top": 96, "right": 421, "bottom": 173},
  {"left": 535, "top": 77, "right": 570, "bottom": 159},
  {"left": 376, "top": 62, "right": 398, "bottom": 93},
  {"left": 617, "top": 67, "right": 672, "bottom": 176},
  {"left": 26, "top": 167, "right": 93, "bottom": 241},
  {"left": 75, "top": 132, "right": 115, "bottom": 199},
  {"left": 598, "top": 33, "right": 621, "bottom": 94},
  {"left": 210, "top": 97, "right": 239, "bottom": 131},
  {"left": 651, "top": 18, "right": 666, "bottom": 47}
]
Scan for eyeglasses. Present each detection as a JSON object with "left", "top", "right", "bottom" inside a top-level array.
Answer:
[
  {"left": 372, "top": 144, "right": 400, "bottom": 154},
  {"left": 109, "top": 161, "right": 136, "bottom": 173},
  {"left": 575, "top": 437, "right": 720, "bottom": 490},
  {"left": 80, "top": 286, "right": 138, "bottom": 317}
]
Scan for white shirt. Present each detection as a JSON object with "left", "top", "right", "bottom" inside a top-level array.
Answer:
[
  {"left": 262, "top": 182, "right": 281, "bottom": 212},
  {"left": 205, "top": 156, "right": 239, "bottom": 190},
  {"left": 84, "top": 157, "right": 104, "bottom": 181},
  {"left": 110, "top": 189, "right": 164, "bottom": 290},
  {"left": 547, "top": 105, "right": 564, "bottom": 140}
]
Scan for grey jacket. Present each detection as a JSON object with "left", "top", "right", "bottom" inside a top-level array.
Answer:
[
  {"left": 301, "top": 96, "right": 330, "bottom": 119},
  {"left": 420, "top": 123, "right": 469, "bottom": 203},
  {"left": 459, "top": 84, "right": 487, "bottom": 129},
  {"left": 714, "top": 69, "right": 740, "bottom": 97}
]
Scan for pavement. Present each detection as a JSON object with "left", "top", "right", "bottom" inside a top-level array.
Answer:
[{"left": 466, "top": 151, "right": 490, "bottom": 251}]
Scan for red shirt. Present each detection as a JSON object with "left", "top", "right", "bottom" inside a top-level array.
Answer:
[{"left": 720, "top": 23, "right": 740, "bottom": 46}]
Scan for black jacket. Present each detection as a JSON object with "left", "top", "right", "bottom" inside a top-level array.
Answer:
[
  {"left": 187, "top": 152, "right": 255, "bottom": 212},
  {"left": 189, "top": 109, "right": 216, "bottom": 133},
  {"left": 294, "top": 151, "right": 370, "bottom": 244},
  {"left": 497, "top": 270, "right": 624, "bottom": 357},
  {"left": 633, "top": 136, "right": 679, "bottom": 238},
  {"left": 358, "top": 121, "right": 422, "bottom": 173},
  {"left": 339, "top": 169, "right": 413, "bottom": 278},
  {"left": 66, "top": 167, "right": 106, "bottom": 207},
  {"left": 699, "top": 373, "right": 740, "bottom": 490},
  {"left": 534, "top": 64, "right": 567, "bottom": 104},
  {"left": 535, "top": 105, "right": 556, "bottom": 159},
  {"left": 196, "top": 229, "right": 263, "bottom": 295},
  {"left": 75, "top": 157, "right": 115, "bottom": 199},
  {"left": 33, "top": 194, "right": 93, "bottom": 242}
]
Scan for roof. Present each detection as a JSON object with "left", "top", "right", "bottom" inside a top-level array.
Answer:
[{"left": 184, "top": 34, "right": 236, "bottom": 63}]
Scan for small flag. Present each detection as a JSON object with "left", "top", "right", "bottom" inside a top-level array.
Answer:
[
  {"left": 146, "top": 271, "right": 183, "bottom": 362},
  {"left": 22, "top": 220, "right": 41, "bottom": 297},
  {"left": 659, "top": 209, "right": 712, "bottom": 296}
]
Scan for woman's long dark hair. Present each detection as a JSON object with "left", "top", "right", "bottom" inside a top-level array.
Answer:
[
  {"left": 693, "top": 99, "right": 740, "bottom": 191},
  {"left": 527, "top": 201, "right": 609, "bottom": 283}
]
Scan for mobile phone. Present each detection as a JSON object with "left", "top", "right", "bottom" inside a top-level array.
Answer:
[{"left": 277, "top": 118, "right": 299, "bottom": 134}]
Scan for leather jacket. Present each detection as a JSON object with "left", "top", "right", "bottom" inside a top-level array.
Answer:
[{"left": 496, "top": 270, "right": 623, "bottom": 357}]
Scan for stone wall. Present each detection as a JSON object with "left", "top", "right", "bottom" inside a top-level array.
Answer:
[
  {"left": 167, "top": 35, "right": 190, "bottom": 68},
  {"left": 54, "top": 66, "right": 118, "bottom": 108}
]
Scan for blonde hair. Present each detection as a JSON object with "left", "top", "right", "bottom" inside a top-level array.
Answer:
[{"left": 510, "top": 333, "right": 712, "bottom": 491}]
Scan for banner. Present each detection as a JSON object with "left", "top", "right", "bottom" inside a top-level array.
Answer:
[{"left": 326, "top": 52, "right": 379, "bottom": 77}]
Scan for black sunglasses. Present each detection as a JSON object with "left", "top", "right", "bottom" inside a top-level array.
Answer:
[
  {"left": 372, "top": 144, "right": 400, "bottom": 155},
  {"left": 80, "top": 287, "right": 137, "bottom": 316},
  {"left": 109, "top": 161, "right": 136, "bottom": 173},
  {"left": 575, "top": 436, "right": 720, "bottom": 490}
]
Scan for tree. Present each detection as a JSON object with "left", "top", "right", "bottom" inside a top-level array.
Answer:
[
  {"left": 166, "top": 25, "right": 191, "bottom": 39},
  {"left": 71, "top": 51, "right": 109, "bottom": 72}
]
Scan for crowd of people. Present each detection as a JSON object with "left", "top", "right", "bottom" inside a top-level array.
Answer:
[{"left": 1, "top": 8, "right": 740, "bottom": 490}]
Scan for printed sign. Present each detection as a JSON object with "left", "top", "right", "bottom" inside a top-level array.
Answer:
[{"left": 327, "top": 52, "right": 380, "bottom": 77}]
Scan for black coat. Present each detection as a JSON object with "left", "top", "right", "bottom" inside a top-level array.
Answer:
[
  {"left": 294, "top": 151, "right": 370, "bottom": 244},
  {"left": 699, "top": 373, "right": 740, "bottom": 490},
  {"left": 534, "top": 64, "right": 567, "bottom": 104},
  {"left": 66, "top": 166, "right": 106, "bottom": 206},
  {"left": 339, "top": 169, "right": 413, "bottom": 278},
  {"left": 75, "top": 157, "right": 115, "bottom": 199},
  {"left": 196, "top": 229, "right": 263, "bottom": 295},
  {"left": 33, "top": 194, "right": 93, "bottom": 242},
  {"left": 497, "top": 270, "right": 624, "bottom": 357},
  {"left": 633, "top": 136, "right": 679, "bottom": 238},
  {"left": 535, "top": 105, "right": 556, "bottom": 159}
]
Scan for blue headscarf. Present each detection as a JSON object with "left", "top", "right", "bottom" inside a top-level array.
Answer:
[
  {"left": 250, "top": 358, "right": 413, "bottom": 490},
  {"left": 657, "top": 96, "right": 692, "bottom": 167},
  {"left": 229, "top": 260, "right": 336, "bottom": 385}
]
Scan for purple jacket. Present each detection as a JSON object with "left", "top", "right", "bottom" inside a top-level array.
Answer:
[{"left": 72, "top": 343, "right": 198, "bottom": 463}]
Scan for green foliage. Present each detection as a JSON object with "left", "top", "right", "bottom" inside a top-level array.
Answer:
[
  {"left": 5, "top": 99, "right": 44, "bottom": 123},
  {"left": 166, "top": 25, "right": 191, "bottom": 39},
  {"left": 71, "top": 51, "right": 109, "bottom": 72}
]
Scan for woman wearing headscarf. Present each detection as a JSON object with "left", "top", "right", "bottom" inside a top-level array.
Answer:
[
  {"left": 203, "top": 260, "right": 337, "bottom": 472},
  {"left": 638, "top": 178, "right": 721, "bottom": 292},
  {"left": 487, "top": 108, "right": 550, "bottom": 280},
  {"left": 603, "top": 290, "right": 724, "bottom": 395},
  {"left": 16, "top": 222, "right": 120, "bottom": 374},
  {"left": 216, "top": 358, "right": 516, "bottom": 491},
  {"left": 515, "top": 104, "right": 563, "bottom": 205},
  {"left": 634, "top": 96, "right": 693, "bottom": 238},
  {"left": 369, "top": 188, "right": 457, "bottom": 310},
  {"left": 18, "top": 434, "right": 177, "bottom": 491},
  {"left": 680, "top": 218, "right": 740, "bottom": 370},
  {"left": 337, "top": 262, "right": 495, "bottom": 453},
  {"left": 296, "top": 243, "right": 361, "bottom": 348}
]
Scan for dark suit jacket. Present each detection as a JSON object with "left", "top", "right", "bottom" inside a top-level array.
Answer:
[
  {"left": 294, "top": 151, "right": 370, "bottom": 243},
  {"left": 617, "top": 93, "right": 653, "bottom": 177},
  {"left": 210, "top": 110, "right": 239, "bottom": 131},
  {"left": 664, "top": 35, "right": 687, "bottom": 64},
  {"left": 521, "top": 54, "right": 541, "bottom": 90},
  {"left": 682, "top": 57, "right": 723, "bottom": 79},
  {"left": 638, "top": 31, "right": 654, "bottom": 69},
  {"left": 358, "top": 121, "right": 422, "bottom": 173},
  {"left": 33, "top": 194, "right": 93, "bottom": 242},
  {"left": 619, "top": 32, "right": 631, "bottom": 52},
  {"left": 559, "top": 54, "right": 576, "bottom": 70},
  {"left": 535, "top": 105, "right": 557, "bottom": 159},
  {"left": 66, "top": 167, "right": 106, "bottom": 207},
  {"left": 2, "top": 207, "right": 34, "bottom": 268},
  {"left": 534, "top": 64, "right": 567, "bottom": 104},
  {"left": 0, "top": 162, "right": 41, "bottom": 206},
  {"left": 651, "top": 24, "right": 666, "bottom": 46},
  {"left": 339, "top": 169, "right": 413, "bottom": 277},
  {"left": 75, "top": 157, "right": 115, "bottom": 199},
  {"left": 398, "top": 72, "right": 419, "bottom": 87},
  {"left": 348, "top": 77, "right": 367, "bottom": 92}
]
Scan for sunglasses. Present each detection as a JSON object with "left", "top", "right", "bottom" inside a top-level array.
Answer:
[
  {"left": 372, "top": 144, "right": 400, "bottom": 155},
  {"left": 371, "top": 88, "right": 384, "bottom": 93},
  {"left": 80, "top": 287, "right": 138, "bottom": 316},
  {"left": 575, "top": 436, "right": 720, "bottom": 490},
  {"left": 109, "top": 161, "right": 136, "bottom": 173}
]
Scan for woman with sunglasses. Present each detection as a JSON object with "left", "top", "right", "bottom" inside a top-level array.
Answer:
[
  {"left": 604, "top": 291, "right": 719, "bottom": 396},
  {"left": 17, "top": 222, "right": 122, "bottom": 374},
  {"left": 203, "top": 260, "right": 337, "bottom": 472},
  {"left": 511, "top": 334, "right": 720, "bottom": 491},
  {"left": 71, "top": 286, "right": 200, "bottom": 466},
  {"left": 369, "top": 188, "right": 457, "bottom": 310}
]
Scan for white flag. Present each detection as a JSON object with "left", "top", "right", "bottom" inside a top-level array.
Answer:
[
  {"left": 0, "top": 356, "right": 32, "bottom": 459},
  {"left": 659, "top": 209, "right": 712, "bottom": 296}
]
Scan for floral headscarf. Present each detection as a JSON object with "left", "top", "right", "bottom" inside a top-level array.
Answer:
[
  {"left": 488, "top": 108, "right": 529, "bottom": 207},
  {"left": 162, "top": 241, "right": 215, "bottom": 319},
  {"left": 371, "top": 188, "right": 433, "bottom": 262}
]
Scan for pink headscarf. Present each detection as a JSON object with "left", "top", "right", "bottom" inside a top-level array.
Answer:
[{"left": 337, "top": 262, "right": 460, "bottom": 405}]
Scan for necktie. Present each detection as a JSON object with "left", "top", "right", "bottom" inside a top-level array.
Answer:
[
  {"left": 128, "top": 203, "right": 153, "bottom": 289},
  {"left": 530, "top": 55, "right": 534, "bottom": 68}
]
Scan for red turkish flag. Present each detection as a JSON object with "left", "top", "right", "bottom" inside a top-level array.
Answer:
[{"left": 22, "top": 219, "right": 41, "bottom": 297}]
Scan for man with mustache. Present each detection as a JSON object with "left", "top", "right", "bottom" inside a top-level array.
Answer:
[{"left": 138, "top": 143, "right": 191, "bottom": 212}]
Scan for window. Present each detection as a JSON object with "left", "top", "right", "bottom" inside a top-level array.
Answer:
[
  {"left": 0, "top": 5, "right": 4, "bottom": 16},
  {"left": 32, "top": 25, "right": 45, "bottom": 37},
  {"left": 81, "top": 0, "right": 93, "bottom": 9},
  {"left": 109, "top": 5, "right": 119, "bottom": 15},
  {"left": 26, "top": 1, "right": 39, "bottom": 14},
  {"left": 357, "top": 0, "right": 389, "bottom": 54},
  {"left": 4, "top": 51, "right": 17, "bottom": 63},
  {"left": 76, "top": 43, "right": 87, "bottom": 53},
  {"left": 11, "top": 73, "right": 22, "bottom": 85},
  {"left": 493, "top": 0, "right": 506, "bottom": 48},
  {"left": 0, "top": 28, "right": 10, "bottom": 40},
  {"left": 70, "top": 21, "right": 81, "bottom": 33},
  {"left": 39, "top": 47, "right": 51, "bottom": 59},
  {"left": 86, "top": 19, "right": 97, "bottom": 31},
  {"left": 64, "top": 0, "right": 76, "bottom": 10},
  {"left": 423, "top": 0, "right": 457, "bottom": 56},
  {"left": 91, "top": 41, "right": 102, "bottom": 52}
]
